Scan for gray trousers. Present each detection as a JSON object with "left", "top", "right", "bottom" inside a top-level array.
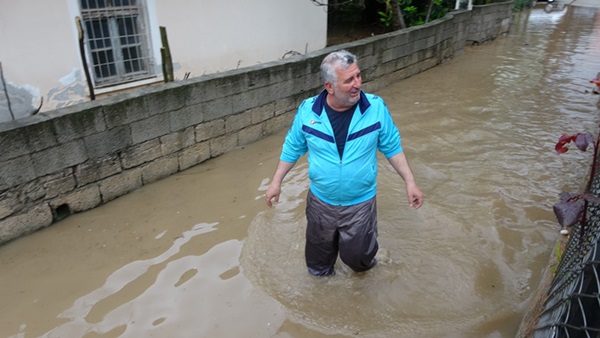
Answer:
[{"left": 305, "top": 190, "right": 379, "bottom": 276}]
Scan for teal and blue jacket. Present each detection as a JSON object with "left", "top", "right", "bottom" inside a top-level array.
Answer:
[{"left": 281, "top": 90, "right": 403, "bottom": 206}]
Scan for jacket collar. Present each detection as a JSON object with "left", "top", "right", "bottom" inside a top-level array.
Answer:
[{"left": 311, "top": 89, "right": 371, "bottom": 116}]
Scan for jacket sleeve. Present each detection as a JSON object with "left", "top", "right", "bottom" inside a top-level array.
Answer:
[
  {"left": 280, "top": 102, "right": 309, "bottom": 162},
  {"left": 377, "top": 101, "right": 403, "bottom": 159}
]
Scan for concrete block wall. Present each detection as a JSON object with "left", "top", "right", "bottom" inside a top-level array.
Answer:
[
  {"left": 0, "top": 3, "right": 513, "bottom": 245},
  {"left": 467, "top": 1, "right": 515, "bottom": 44}
]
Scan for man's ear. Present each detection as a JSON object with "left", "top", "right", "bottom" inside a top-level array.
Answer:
[{"left": 324, "top": 82, "right": 334, "bottom": 94}]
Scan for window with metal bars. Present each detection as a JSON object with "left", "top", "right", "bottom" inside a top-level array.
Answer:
[{"left": 80, "top": 0, "right": 154, "bottom": 87}]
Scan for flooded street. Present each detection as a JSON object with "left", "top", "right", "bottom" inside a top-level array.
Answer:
[{"left": 2, "top": 5, "right": 600, "bottom": 338}]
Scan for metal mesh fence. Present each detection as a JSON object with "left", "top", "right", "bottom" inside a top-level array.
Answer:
[{"left": 534, "top": 173, "right": 600, "bottom": 338}]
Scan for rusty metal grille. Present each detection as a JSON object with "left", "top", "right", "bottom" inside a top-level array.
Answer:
[
  {"left": 534, "top": 174, "right": 600, "bottom": 338},
  {"left": 80, "top": 0, "right": 153, "bottom": 87}
]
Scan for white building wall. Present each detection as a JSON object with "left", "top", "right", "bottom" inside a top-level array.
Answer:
[
  {"left": 0, "top": 1, "right": 83, "bottom": 118},
  {"left": 0, "top": 0, "right": 328, "bottom": 121},
  {"left": 156, "top": 0, "right": 328, "bottom": 77}
]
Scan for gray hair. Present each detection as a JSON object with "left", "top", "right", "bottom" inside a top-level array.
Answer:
[{"left": 320, "top": 50, "right": 358, "bottom": 85}]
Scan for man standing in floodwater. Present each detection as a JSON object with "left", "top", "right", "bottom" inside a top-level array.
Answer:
[{"left": 266, "top": 50, "right": 423, "bottom": 277}]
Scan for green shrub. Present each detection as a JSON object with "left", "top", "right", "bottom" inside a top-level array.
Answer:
[{"left": 513, "top": 0, "right": 536, "bottom": 11}]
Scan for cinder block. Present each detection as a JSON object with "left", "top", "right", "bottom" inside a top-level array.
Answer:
[
  {"left": 352, "top": 41, "right": 375, "bottom": 59},
  {"left": 246, "top": 67, "right": 279, "bottom": 89},
  {"left": 202, "top": 98, "right": 233, "bottom": 122},
  {"left": 75, "top": 155, "right": 122, "bottom": 187},
  {"left": 359, "top": 54, "right": 378, "bottom": 73},
  {"left": 22, "top": 178, "right": 46, "bottom": 202},
  {"left": 386, "top": 33, "right": 409, "bottom": 50},
  {"left": 84, "top": 126, "right": 132, "bottom": 159},
  {"left": 288, "top": 59, "right": 315, "bottom": 79},
  {"left": 232, "top": 86, "right": 274, "bottom": 113},
  {"left": 413, "top": 38, "right": 428, "bottom": 52},
  {"left": 53, "top": 105, "right": 106, "bottom": 144},
  {"left": 104, "top": 95, "right": 149, "bottom": 128},
  {"left": 0, "top": 155, "right": 36, "bottom": 190},
  {"left": 99, "top": 168, "right": 143, "bottom": 203},
  {"left": 225, "top": 111, "right": 253, "bottom": 134},
  {"left": 426, "top": 35, "right": 437, "bottom": 49},
  {"left": 160, "top": 127, "right": 195, "bottom": 156},
  {"left": 145, "top": 85, "right": 187, "bottom": 116},
  {"left": 0, "top": 128, "right": 29, "bottom": 161},
  {"left": 0, "top": 203, "right": 52, "bottom": 245},
  {"left": 120, "top": 139, "right": 162, "bottom": 169},
  {"left": 274, "top": 98, "right": 296, "bottom": 116},
  {"left": 296, "top": 74, "right": 321, "bottom": 93},
  {"left": 178, "top": 141, "right": 210, "bottom": 170},
  {"left": 185, "top": 73, "right": 247, "bottom": 105},
  {"left": 23, "top": 120, "right": 58, "bottom": 152},
  {"left": 238, "top": 124, "right": 264, "bottom": 146},
  {"left": 261, "top": 62, "right": 292, "bottom": 86},
  {"left": 130, "top": 112, "right": 171, "bottom": 144},
  {"left": 0, "top": 191, "right": 22, "bottom": 220},
  {"left": 49, "top": 185, "right": 102, "bottom": 214},
  {"left": 271, "top": 80, "right": 297, "bottom": 102},
  {"left": 169, "top": 104, "right": 204, "bottom": 132},
  {"left": 249, "top": 103, "right": 275, "bottom": 124},
  {"left": 264, "top": 111, "right": 294, "bottom": 136},
  {"left": 209, "top": 134, "right": 238, "bottom": 157},
  {"left": 196, "top": 119, "right": 225, "bottom": 142},
  {"left": 44, "top": 170, "right": 77, "bottom": 199},
  {"left": 31, "top": 140, "right": 88, "bottom": 177},
  {"left": 141, "top": 155, "right": 179, "bottom": 184}
]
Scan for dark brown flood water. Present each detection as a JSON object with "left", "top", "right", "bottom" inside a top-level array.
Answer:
[{"left": 3, "top": 6, "right": 600, "bottom": 338}]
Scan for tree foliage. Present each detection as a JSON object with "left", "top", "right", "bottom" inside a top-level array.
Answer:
[{"left": 328, "top": 0, "right": 454, "bottom": 32}]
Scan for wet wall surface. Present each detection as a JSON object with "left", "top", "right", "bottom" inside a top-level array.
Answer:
[{"left": 1, "top": 5, "right": 600, "bottom": 338}]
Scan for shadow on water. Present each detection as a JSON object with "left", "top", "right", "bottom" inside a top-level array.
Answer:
[{"left": 1, "top": 5, "right": 600, "bottom": 338}]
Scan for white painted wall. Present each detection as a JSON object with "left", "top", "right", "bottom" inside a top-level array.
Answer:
[
  {"left": 0, "top": 0, "right": 327, "bottom": 121},
  {"left": 0, "top": 1, "right": 82, "bottom": 116},
  {"left": 155, "top": 0, "right": 328, "bottom": 77}
]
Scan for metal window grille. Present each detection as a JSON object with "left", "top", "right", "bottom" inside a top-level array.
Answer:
[{"left": 80, "top": 0, "right": 153, "bottom": 87}]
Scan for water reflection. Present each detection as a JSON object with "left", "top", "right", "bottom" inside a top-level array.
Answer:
[{"left": 37, "top": 223, "right": 284, "bottom": 337}]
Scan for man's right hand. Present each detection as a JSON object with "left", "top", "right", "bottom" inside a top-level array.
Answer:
[
  {"left": 265, "top": 160, "right": 297, "bottom": 207},
  {"left": 265, "top": 183, "right": 281, "bottom": 208}
]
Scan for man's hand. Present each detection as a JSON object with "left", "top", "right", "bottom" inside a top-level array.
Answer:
[
  {"left": 387, "top": 152, "right": 423, "bottom": 209},
  {"left": 266, "top": 183, "right": 281, "bottom": 208},
  {"left": 406, "top": 184, "right": 423, "bottom": 209},
  {"left": 265, "top": 160, "right": 296, "bottom": 208}
]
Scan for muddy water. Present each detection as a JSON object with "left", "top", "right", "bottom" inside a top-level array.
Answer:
[{"left": 2, "top": 6, "right": 600, "bottom": 338}]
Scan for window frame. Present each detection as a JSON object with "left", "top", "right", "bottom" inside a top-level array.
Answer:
[{"left": 79, "top": 0, "right": 156, "bottom": 89}]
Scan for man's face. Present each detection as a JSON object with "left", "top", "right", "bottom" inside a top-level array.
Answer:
[{"left": 327, "top": 63, "right": 362, "bottom": 110}]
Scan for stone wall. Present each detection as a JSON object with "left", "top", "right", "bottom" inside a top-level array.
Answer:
[
  {"left": 0, "top": 3, "right": 513, "bottom": 245},
  {"left": 467, "top": 2, "right": 515, "bottom": 44}
]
